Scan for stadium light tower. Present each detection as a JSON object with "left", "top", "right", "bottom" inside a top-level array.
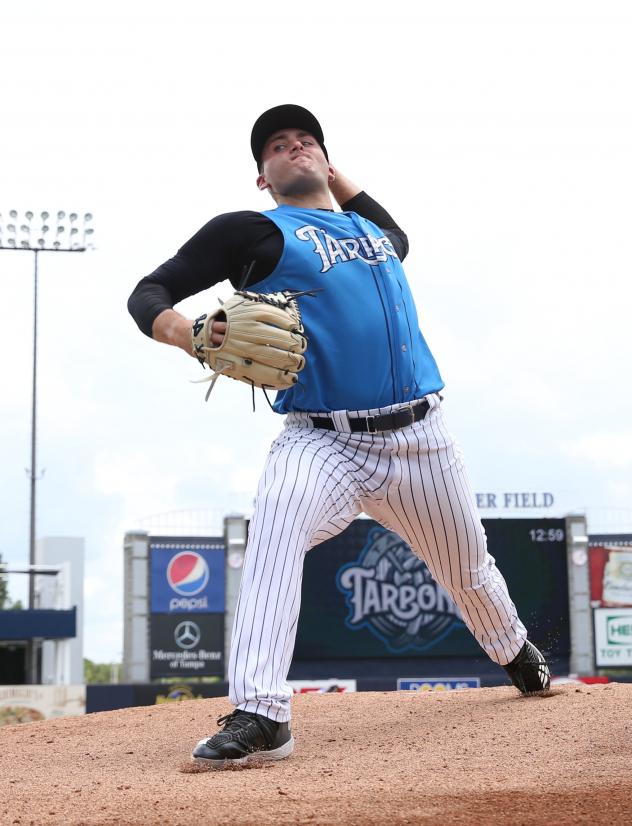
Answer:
[{"left": 0, "top": 210, "right": 94, "bottom": 680}]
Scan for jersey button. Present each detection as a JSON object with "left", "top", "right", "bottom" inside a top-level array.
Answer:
[
  {"left": 401, "top": 344, "right": 407, "bottom": 352},
  {"left": 394, "top": 304, "right": 400, "bottom": 312},
  {"left": 404, "top": 386, "right": 410, "bottom": 393}
]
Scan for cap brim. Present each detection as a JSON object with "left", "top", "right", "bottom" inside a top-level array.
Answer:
[{"left": 251, "top": 104, "right": 327, "bottom": 166}]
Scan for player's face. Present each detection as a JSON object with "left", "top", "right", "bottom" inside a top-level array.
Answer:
[{"left": 257, "top": 128, "right": 333, "bottom": 199}]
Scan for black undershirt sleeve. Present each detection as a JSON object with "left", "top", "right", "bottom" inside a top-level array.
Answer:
[
  {"left": 127, "top": 211, "right": 279, "bottom": 337},
  {"left": 340, "top": 191, "right": 409, "bottom": 262},
  {"left": 127, "top": 192, "right": 409, "bottom": 337}
]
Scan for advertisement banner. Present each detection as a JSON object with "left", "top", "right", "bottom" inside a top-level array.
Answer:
[
  {"left": 150, "top": 613, "right": 224, "bottom": 678},
  {"left": 150, "top": 538, "right": 225, "bottom": 614},
  {"left": 86, "top": 683, "right": 229, "bottom": 713},
  {"left": 295, "top": 518, "right": 569, "bottom": 660},
  {"left": 0, "top": 685, "right": 85, "bottom": 726},
  {"left": 589, "top": 546, "right": 632, "bottom": 607},
  {"left": 288, "top": 679, "right": 357, "bottom": 693},
  {"left": 397, "top": 677, "right": 480, "bottom": 691},
  {"left": 135, "top": 683, "right": 228, "bottom": 705},
  {"left": 594, "top": 607, "right": 632, "bottom": 667}
]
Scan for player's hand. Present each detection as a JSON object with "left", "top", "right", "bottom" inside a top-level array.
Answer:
[
  {"left": 209, "top": 320, "right": 226, "bottom": 346},
  {"left": 329, "top": 169, "right": 362, "bottom": 205}
]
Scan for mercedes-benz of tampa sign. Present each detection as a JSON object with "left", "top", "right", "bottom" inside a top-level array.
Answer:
[{"left": 149, "top": 538, "right": 225, "bottom": 678}]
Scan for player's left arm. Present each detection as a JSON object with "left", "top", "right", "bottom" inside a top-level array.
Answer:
[{"left": 329, "top": 168, "right": 409, "bottom": 261}]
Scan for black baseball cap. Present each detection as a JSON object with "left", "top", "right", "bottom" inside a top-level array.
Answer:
[{"left": 251, "top": 104, "right": 328, "bottom": 169}]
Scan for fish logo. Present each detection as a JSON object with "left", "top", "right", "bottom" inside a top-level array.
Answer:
[{"left": 336, "top": 527, "right": 464, "bottom": 653}]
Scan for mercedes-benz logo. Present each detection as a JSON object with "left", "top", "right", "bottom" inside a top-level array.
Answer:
[{"left": 174, "top": 620, "right": 201, "bottom": 650}]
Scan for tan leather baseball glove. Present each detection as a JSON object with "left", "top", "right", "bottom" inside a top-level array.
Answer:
[{"left": 191, "top": 289, "right": 312, "bottom": 401}]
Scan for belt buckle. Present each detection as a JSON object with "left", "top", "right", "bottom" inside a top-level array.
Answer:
[
  {"left": 401, "top": 404, "right": 415, "bottom": 427},
  {"left": 365, "top": 415, "right": 377, "bottom": 434}
]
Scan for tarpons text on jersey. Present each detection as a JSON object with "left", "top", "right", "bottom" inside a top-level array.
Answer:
[{"left": 295, "top": 224, "right": 398, "bottom": 273}]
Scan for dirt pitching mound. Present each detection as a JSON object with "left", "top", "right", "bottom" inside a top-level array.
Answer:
[{"left": 1, "top": 683, "right": 630, "bottom": 825}]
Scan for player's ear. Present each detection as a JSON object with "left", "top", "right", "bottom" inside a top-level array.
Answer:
[
  {"left": 328, "top": 164, "right": 336, "bottom": 184},
  {"left": 256, "top": 173, "right": 269, "bottom": 191}
]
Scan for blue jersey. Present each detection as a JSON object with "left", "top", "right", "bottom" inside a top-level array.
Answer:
[{"left": 251, "top": 205, "right": 444, "bottom": 413}]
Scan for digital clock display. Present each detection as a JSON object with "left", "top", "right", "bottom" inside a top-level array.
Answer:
[{"left": 529, "top": 527, "right": 565, "bottom": 543}]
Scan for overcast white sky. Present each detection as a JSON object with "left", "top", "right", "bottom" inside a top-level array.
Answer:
[{"left": 1, "top": 0, "right": 631, "bottom": 662}]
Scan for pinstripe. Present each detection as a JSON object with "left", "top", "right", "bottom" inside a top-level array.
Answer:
[
  {"left": 418, "top": 414, "right": 513, "bottom": 661},
  {"left": 228, "top": 398, "right": 529, "bottom": 720},
  {"left": 254, "top": 433, "right": 357, "bottom": 708},
  {"left": 366, "top": 406, "right": 526, "bottom": 665},
  {"left": 229, "top": 442, "right": 287, "bottom": 697},
  {"left": 231, "top": 428, "right": 372, "bottom": 718},
  {"left": 249, "top": 436, "right": 320, "bottom": 705},
  {"left": 254, "top": 446, "right": 333, "bottom": 715},
  {"left": 431, "top": 413, "right": 524, "bottom": 660},
  {"left": 230, "top": 429, "right": 334, "bottom": 705},
  {"left": 424, "top": 413, "right": 512, "bottom": 661},
  {"left": 433, "top": 417, "right": 478, "bottom": 584},
  {"left": 312, "top": 433, "right": 383, "bottom": 538},
  {"left": 386, "top": 423, "right": 445, "bottom": 583},
  {"left": 232, "top": 431, "right": 339, "bottom": 715},
  {"left": 415, "top": 416, "right": 457, "bottom": 589},
  {"left": 426, "top": 415, "right": 464, "bottom": 590},
  {"left": 416, "top": 414, "right": 503, "bottom": 653}
]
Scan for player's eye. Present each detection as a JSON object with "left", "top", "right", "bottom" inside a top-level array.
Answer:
[
  {"left": 302, "top": 139, "right": 314, "bottom": 146},
  {"left": 274, "top": 143, "right": 286, "bottom": 151}
]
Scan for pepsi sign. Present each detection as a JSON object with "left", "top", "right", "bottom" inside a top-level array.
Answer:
[
  {"left": 150, "top": 539, "right": 225, "bottom": 613},
  {"left": 168, "top": 552, "right": 209, "bottom": 597}
]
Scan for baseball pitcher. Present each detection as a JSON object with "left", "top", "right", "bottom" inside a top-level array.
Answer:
[{"left": 128, "top": 104, "right": 551, "bottom": 767}]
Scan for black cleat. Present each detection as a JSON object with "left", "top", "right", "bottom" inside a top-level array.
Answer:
[
  {"left": 503, "top": 640, "right": 551, "bottom": 694},
  {"left": 192, "top": 709, "right": 294, "bottom": 766}
]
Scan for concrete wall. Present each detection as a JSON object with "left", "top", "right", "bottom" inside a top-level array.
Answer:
[{"left": 36, "top": 537, "right": 84, "bottom": 685}]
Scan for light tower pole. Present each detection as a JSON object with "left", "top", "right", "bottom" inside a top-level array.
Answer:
[{"left": 0, "top": 210, "right": 94, "bottom": 682}]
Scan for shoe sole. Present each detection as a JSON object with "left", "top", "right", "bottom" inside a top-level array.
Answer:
[{"left": 191, "top": 735, "right": 295, "bottom": 767}]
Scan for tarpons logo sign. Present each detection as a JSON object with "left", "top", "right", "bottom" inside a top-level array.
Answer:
[{"left": 335, "top": 527, "right": 464, "bottom": 653}]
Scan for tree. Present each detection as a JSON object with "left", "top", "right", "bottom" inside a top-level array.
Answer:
[
  {"left": 84, "top": 658, "right": 122, "bottom": 684},
  {"left": 0, "top": 553, "right": 9, "bottom": 610}
]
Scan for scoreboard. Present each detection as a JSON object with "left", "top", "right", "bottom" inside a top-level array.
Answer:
[{"left": 294, "top": 518, "right": 569, "bottom": 661}]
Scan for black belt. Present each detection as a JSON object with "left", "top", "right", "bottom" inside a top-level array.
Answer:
[{"left": 309, "top": 399, "right": 431, "bottom": 434}]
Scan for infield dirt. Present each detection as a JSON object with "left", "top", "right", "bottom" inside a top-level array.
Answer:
[{"left": 0, "top": 682, "right": 630, "bottom": 825}]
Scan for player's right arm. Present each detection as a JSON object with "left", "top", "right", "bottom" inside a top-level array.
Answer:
[{"left": 127, "top": 211, "right": 281, "bottom": 353}]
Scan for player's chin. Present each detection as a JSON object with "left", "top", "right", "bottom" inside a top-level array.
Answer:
[{"left": 281, "top": 173, "right": 325, "bottom": 197}]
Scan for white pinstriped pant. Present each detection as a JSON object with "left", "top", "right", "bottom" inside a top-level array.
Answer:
[{"left": 229, "top": 394, "right": 527, "bottom": 721}]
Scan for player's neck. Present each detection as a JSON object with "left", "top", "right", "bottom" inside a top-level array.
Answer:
[{"left": 275, "top": 192, "right": 335, "bottom": 211}]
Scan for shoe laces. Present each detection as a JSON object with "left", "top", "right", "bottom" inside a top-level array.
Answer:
[
  {"left": 216, "top": 710, "right": 257, "bottom": 733},
  {"left": 211, "top": 709, "right": 278, "bottom": 748}
]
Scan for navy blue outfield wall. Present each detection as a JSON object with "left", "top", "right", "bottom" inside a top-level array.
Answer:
[
  {"left": 86, "top": 671, "right": 519, "bottom": 714},
  {"left": 87, "top": 682, "right": 230, "bottom": 713}
]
